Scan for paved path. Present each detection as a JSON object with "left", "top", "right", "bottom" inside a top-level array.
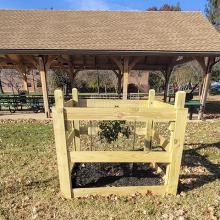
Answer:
[{"left": 0, "top": 111, "right": 52, "bottom": 121}]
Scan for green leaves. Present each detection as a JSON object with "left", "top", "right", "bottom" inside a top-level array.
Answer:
[{"left": 98, "top": 121, "right": 131, "bottom": 144}]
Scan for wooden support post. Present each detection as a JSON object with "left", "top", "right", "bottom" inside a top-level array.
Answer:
[
  {"left": 166, "top": 91, "right": 187, "bottom": 195},
  {"left": 122, "top": 57, "right": 129, "bottom": 100},
  {"left": 163, "top": 57, "right": 178, "bottom": 102},
  {"left": 144, "top": 89, "right": 155, "bottom": 151},
  {"left": 72, "top": 88, "right": 81, "bottom": 151},
  {"left": 39, "top": 57, "right": 50, "bottom": 118},
  {"left": 53, "top": 89, "right": 72, "bottom": 199},
  {"left": 198, "top": 58, "right": 214, "bottom": 120}
]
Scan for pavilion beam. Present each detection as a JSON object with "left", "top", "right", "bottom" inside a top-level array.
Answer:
[
  {"left": 128, "top": 57, "right": 144, "bottom": 72},
  {"left": 198, "top": 57, "right": 215, "bottom": 120},
  {"left": 4, "top": 55, "right": 30, "bottom": 93},
  {"left": 39, "top": 57, "right": 50, "bottom": 118},
  {"left": 163, "top": 56, "right": 181, "bottom": 102},
  {"left": 122, "top": 57, "right": 129, "bottom": 100},
  {"left": 173, "top": 57, "right": 194, "bottom": 66},
  {"left": 194, "top": 57, "right": 208, "bottom": 101}
]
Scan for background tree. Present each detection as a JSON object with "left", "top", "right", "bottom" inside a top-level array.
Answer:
[
  {"left": 47, "top": 69, "right": 70, "bottom": 94},
  {"left": 205, "top": 0, "right": 220, "bottom": 83},
  {"left": 205, "top": 0, "right": 220, "bottom": 31},
  {"left": 149, "top": 71, "right": 164, "bottom": 93},
  {"left": 146, "top": 3, "right": 181, "bottom": 11}
]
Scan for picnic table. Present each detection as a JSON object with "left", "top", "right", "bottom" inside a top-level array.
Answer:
[
  {"left": 185, "top": 100, "right": 201, "bottom": 120},
  {"left": 168, "top": 95, "right": 201, "bottom": 120},
  {"left": 0, "top": 94, "right": 55, "bottom": 113}
]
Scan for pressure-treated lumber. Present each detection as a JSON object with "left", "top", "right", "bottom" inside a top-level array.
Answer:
[
  {"left": 73, "top": 185, "right": 167, "bottom": 197},
  {"left": 39, "top": 57, "right": 50, "bottom": 118},
  {"left": 64, "top": 107, "right": 176, "bottom": 121},
  {"left": 152, "top": 130, "right": 170, "bottom": 149},
  {"left": 72, "top": 88, "right": 81, "bottom": 151},
  {"left": 122, "top": 57, "right": 129, "bottom": 100},
  {"left": 198, "top": 57, "right": 214, "bottom": 120},
  {"left": 52, "top": 88, "right": 188, "bottom": 198},
  {"left": 64, "top": 99, "right": 74, "bottom": 107},
  {"left": 66, "top": 129, "right": 75, "bottom": 147},
  {"left": 154, "top": 100, "right": 174, "bottom": 109},
  {"left": 70, "top": 151, "right": 172, "bottom": 163},
  {"left": 78, "top": 99, "right": 149, "bottom": 108},
  {"left": 145, "top": 89, "right": 155, "bottom": 150},
  {"left": 52, "top": 90, "right": 72, "bottom": 198},
  {"left": 165, "top": 91, "right": 187, "bottom": 195}
]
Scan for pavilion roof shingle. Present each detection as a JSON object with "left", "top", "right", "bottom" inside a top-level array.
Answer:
[{"left": 0, "top": 10, "right": 220, "bottom": 54}]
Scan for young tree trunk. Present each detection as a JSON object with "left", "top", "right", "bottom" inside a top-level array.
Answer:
[
  {"left": 0, "top": 78, "right": 3, "bottom": 93},
  {"left": 117, "top": 73, "right": 122, "bottom": 95},
  {"left": 22, "top": 74, "right": 29, "bottom": 93}
]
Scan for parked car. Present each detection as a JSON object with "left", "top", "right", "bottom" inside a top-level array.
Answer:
[{"left": 210, "top": 84, "right": 220, "bottom": 95}]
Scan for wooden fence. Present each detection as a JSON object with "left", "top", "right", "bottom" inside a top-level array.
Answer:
[{"left": 52, "top": 88, "right": 188, "bottom": 198}]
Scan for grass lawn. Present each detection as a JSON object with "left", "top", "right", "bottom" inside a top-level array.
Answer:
[{"left": 0, "top": 119, "right": 220, "bottom": 219}]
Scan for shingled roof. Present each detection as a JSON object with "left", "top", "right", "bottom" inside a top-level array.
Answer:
[{"left": 0, "top": 10, "right": 220, "bottom": 54}]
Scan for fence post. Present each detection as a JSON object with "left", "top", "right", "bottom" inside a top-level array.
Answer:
[
  {"left": 144, "top": 89, "right": 155, "bottom": 151},
  {"left": 72, "top": 88, "right": 81, "bottom": 151},
  {"left": 52, "top": 89, "right": 72, "bottom": 199},
  {"left": 166, "top": 91, "right": 187, "bottom": 195}
]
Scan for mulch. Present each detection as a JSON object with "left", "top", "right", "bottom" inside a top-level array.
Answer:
[{"left": 72, "top": 163, "right": 163, "bottom": 188}]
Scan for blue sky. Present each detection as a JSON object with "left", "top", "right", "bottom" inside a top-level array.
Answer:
[{"left": 0, "top": 0, "right": 207, "bottom": 12}]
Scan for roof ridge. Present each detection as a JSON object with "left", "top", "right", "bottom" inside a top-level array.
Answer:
[{"left": 0, "top": 9, "right": 202, "bottom": 13}]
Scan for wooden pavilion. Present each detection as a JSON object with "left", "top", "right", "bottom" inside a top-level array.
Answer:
[{"left": 0, "top": 10, "right": 220, "bottom": 118}]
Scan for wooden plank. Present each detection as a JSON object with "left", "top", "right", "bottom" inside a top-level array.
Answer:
[
  {"left": 135, "top": 127, "right": 146, "bottom": 136},
  {"left": 78, "top": 99, "right": 149, "bottom": 108},
  {"left": 152, "top": 130, "right": 170, "bottom": 149},
  {"left": 52, "top": 89, "right": 72, "bottom": 199},
  {"left": 73, "top": 185, "right": 167, "bottom": 197},
  {"left": 151, "top": 163, "right": 165, "bottom": 176},
  {"left": 145, "top": 89, "right": 155, "bottom": 150},
  {"left": 154, "top": 100, "right": 174, "bottom": 109},
  {"left": 72, "top": 88, "right": 81, "bottom": 151},
  {"left": 82, "top": 126, "right": 99, "bottom": 135},
  {"left": 165, "top": 91, "right": 188, "bottom": 195},
  {"left": 64, "top": 99, "right": 74, "bottom": 107},
  {"left": 64, "top": 107, "right": 176, "bottom": 121},
  {"left": 70, "top": 151, "right": 171, "bottom": 163},
  {"left": 66, "top": 129, "right": 75, "bottom": 147}
]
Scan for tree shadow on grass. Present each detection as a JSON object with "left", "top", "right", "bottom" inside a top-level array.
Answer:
[
  {"left": 204, "top": 101, "right": 220, "bottom": 119},
  {"left": 179, "top": 141, "right": 220, "bottom": 192}
]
